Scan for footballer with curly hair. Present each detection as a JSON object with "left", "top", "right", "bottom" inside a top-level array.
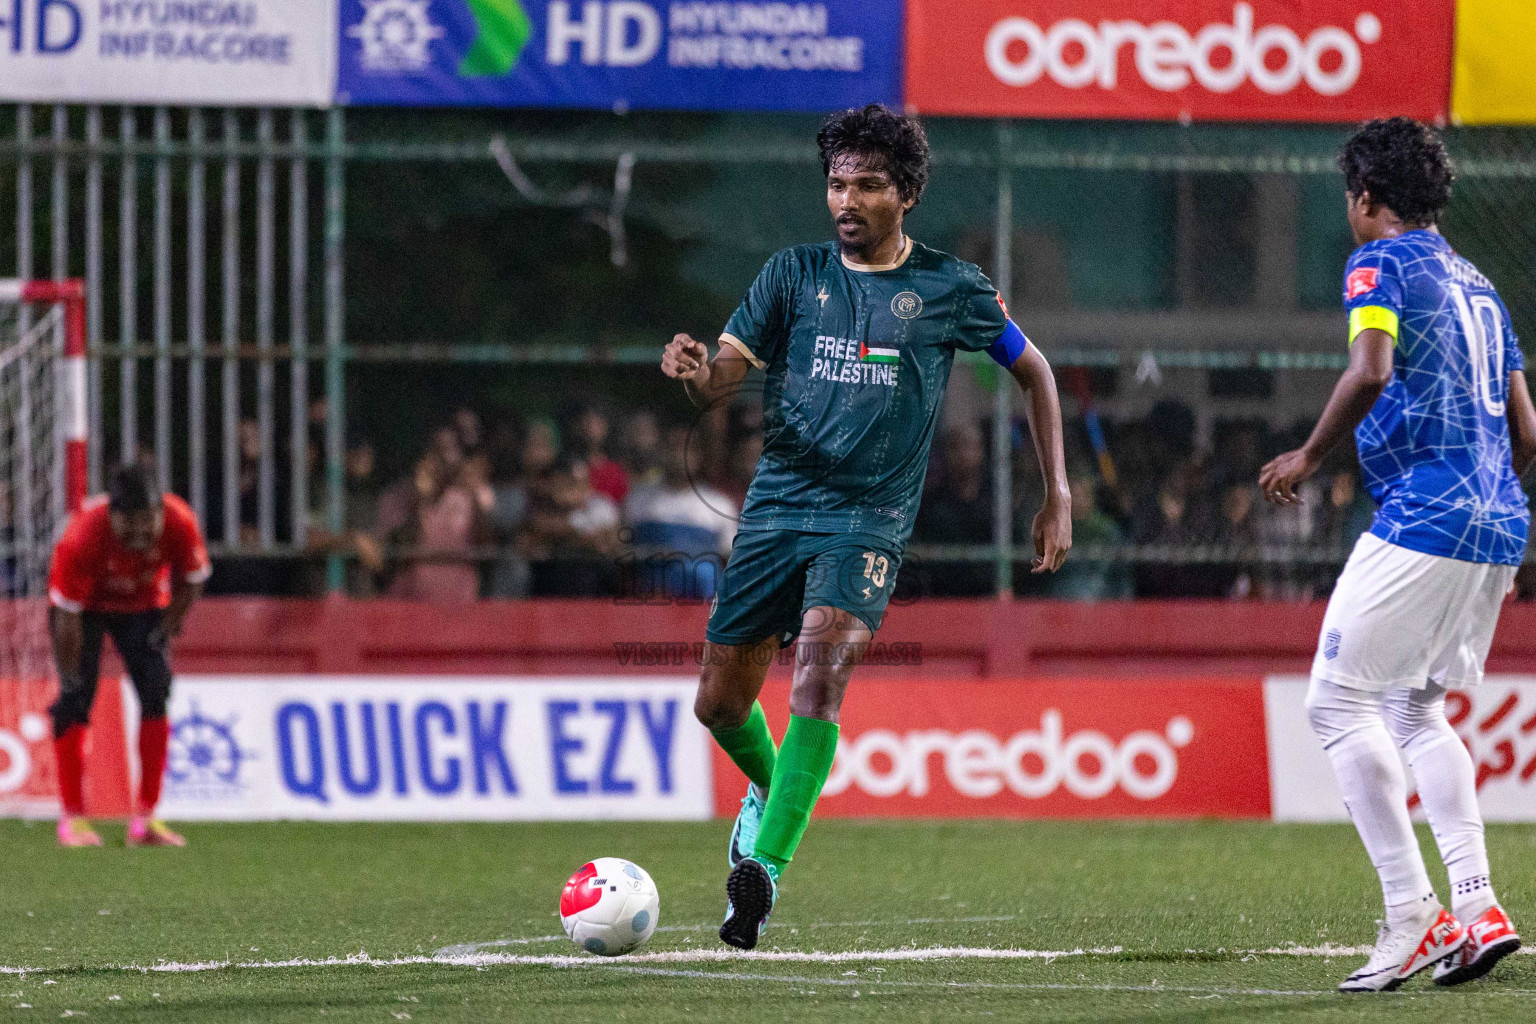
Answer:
[
  {"left": 1262, "top": 116, "right": 1535, "bottom": 991},
  {"left": 661, "top": 103, "right": 1072, "bottom": 949}
]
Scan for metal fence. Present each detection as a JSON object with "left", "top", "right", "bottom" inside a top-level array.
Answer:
[
  {"left": 1, "top": 104, "right": 345, "bottom": 585},
  {"left": 4, "top": 105, "right": 1535, "bottom": 596}
]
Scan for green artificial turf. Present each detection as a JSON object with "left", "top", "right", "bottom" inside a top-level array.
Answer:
[{"left": 1, "top": 819, "right": 1533, "bottom": 1022}]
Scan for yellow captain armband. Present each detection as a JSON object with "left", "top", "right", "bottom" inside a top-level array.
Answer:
[{"left": 1349, "top": 305, "right": 1399, "bottom": 346}]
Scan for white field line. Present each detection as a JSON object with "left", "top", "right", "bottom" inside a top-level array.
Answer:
[
  {"left": 594, "top": 965, "right": 1321, "bottom": 998},
  {"left": 6, "top": 954, "right": 1536, "bottom": 1003},
  {"left": 591, "top": 965, "right": 1536, "bottom": 999},
  {"left": 3, "top": 940, "right": 1532, "bottom": 977},
  {"left": 435, "top": 915, "right": 1021, "bottom": 956},
  {"left": 2, "top": 947, "right": 1123, "bottom": 975}
]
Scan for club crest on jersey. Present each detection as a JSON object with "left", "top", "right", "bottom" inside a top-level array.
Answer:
[
  {"left": 891, "top": 291, "right": 922, "bottom": 319},
  {"left": 1346, "top": 267, "right": 1379, "bottom": 300}
]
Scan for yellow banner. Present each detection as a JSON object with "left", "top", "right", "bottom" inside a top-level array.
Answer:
[{"left": 1453, "top": 0, "right": 1536, "bottom": 125}]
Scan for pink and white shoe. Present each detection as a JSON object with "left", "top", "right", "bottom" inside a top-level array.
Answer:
[
  {"left": 57, "top": 816, "right": 103, "bottom": 847},
  {"left": 1434, "top": 906, "right": 1521, "bottom": 986},
  {"left": 126, "top": 816, "right": 185, "bottom": 847},
  {"left": 1340, "top": 906, "right": 1466, "bottom": 992}
]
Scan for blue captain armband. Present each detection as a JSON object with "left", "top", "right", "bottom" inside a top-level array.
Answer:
[{"left": 986, "top": 318, "right": 1030, "bottom": 369}]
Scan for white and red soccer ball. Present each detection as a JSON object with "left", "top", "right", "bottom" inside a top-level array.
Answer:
[{"left": 560, "top": 858, "right": 660, "bottom": 956}]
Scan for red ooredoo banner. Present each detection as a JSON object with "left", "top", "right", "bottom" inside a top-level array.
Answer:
[
  {"left": 0, "top": 676, "right": 130, "bottom": 818},
  {"left": 712, "top": 678, "right": 1271, "bottom": 819},
  {"left": 905, "top": 1, "right": 1452, "bottom": 123}
]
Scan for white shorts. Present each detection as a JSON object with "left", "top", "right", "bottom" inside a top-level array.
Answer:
[{"left": 1312, "top": 532, "right": 1517, "bottom": 692}]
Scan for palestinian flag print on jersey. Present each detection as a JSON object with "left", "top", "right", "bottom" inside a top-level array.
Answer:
[{"left": 859, "top": 342, "right": 899, "bottom": 364}]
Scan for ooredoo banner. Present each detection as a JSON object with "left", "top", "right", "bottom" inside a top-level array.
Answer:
[
  {"left": 157, "top": 676, "right": 712, "bottom": 821},
  {"left": 0, "top": 0, "right": 338, "bottom": 106},
  {"left": 0, "top": 674, "right": 128, "bottom": 818},
  {"left": 336, "top": 0, "right": 901, "bottom": 110},
  {"left": 712, "top": 678, "right": 1273, "bottom": 818},
  {"left": 905, "top": 1, "right": 1452, "bottom": 123}
]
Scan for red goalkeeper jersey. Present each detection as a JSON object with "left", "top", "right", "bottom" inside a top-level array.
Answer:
[{"left": 48, "top": 494, "right": 211, "bottom": 614}]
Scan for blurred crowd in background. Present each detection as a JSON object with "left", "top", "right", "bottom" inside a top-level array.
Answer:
[{"left": 194, "top": 393, "right": 1452, "bottom": 604}]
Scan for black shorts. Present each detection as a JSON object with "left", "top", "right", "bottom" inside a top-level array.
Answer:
[{"left": 50, "top": 608, "right": 173, "bottom": 732}]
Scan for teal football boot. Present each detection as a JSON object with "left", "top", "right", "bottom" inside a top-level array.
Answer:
[{"left": 727, "top": 782, "right": 768, "bottom": 869}]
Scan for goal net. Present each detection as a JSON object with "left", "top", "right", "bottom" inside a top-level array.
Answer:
[{"left": 0, "top": 281, "right": 84, "bottom": 816}]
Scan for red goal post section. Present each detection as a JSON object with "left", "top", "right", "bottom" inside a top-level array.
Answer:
[
  {"left": 0, "top": 279, "right": 128, "bottom": 819},
  {"left": 0, "top": 278, "right": 87, "bottom": 516}
]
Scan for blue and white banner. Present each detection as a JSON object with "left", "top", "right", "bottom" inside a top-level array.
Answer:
[
  {"left": 156, "top": 676, "right": 711, "bottom": 821},
  {"left": 336, "top": 0, "right": 901, "bottom": 110},
  {"left": 0, "top": 1, "right": 337, "bottom": 106}
]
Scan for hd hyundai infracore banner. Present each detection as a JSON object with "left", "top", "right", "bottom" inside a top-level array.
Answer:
[
  {"left": 335, "top": 0, "right": 903, "bottom": 110},
  {"left": 0, "top": 0, "right": 337, "bottom": 106}
]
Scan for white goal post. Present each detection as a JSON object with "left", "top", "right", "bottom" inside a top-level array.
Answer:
[{"left": 0, "top": 278, "right": 86, "bottom": 815}]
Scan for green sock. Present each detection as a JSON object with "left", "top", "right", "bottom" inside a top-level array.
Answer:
[
  {"left": 710, "top": 702, "right": 778, "bottom": 792},
  {"left": 752, "top": 715, "right": 840, "bottom": 878}
]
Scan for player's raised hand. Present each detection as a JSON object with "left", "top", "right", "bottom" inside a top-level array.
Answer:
[
  {"left": 1259, "top": 447, "right": 1318, "bottom": 506},
  {"left": 662, "top": 334, "right": 710, "bottom": 383},
  {"left": 1031, "top": 495, "right": 1072, "bottom": 574}
]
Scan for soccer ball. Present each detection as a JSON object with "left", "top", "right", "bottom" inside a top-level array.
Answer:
[{"left": 559, "top": 857, "right": 660, "bottom": 956}]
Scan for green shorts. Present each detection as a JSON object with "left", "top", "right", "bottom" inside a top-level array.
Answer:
[{"left": 705, "top": 529, "right": 903, "bottom": 647}]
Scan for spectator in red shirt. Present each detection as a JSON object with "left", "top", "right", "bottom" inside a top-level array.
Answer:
[
  {"left": 562, "top": 403, "right": 630, "bottom": 506},
  {"left": 48, "top": 464, "right": 211, "bottom": 848}
]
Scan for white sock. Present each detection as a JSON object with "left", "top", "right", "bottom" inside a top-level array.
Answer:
[
  {"left": 1451, "top": 875, "right": 1497, "bottom": 921},
  {"left": 1307, "top": 677, "right": 1436, "bottom": 911},
  {"left": 1386, "top": 892, "right": 1439, "bottom": 931},
  {"left": 1382, "top": 684, "right": 1497, "bottom": 921}
]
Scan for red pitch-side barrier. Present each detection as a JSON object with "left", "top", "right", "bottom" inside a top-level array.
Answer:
[{"left": 162, "top": 597, "right": 1536, "bottom": 678}]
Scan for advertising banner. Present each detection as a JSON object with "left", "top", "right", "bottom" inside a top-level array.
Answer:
[
  {"left": 905, "top": 1, "right": 1452, "bottom": 123},
  {"left": 0, "top": 675, "right": 129, "bottom": 818},
  {"left": 713, "top": 678, "right": 1273, "bottom": 818},
  {"left": 0, "top": 1, "right": 337, "bottom": 106},
  {"left": 1451, "top": 0, "right": 1536, "bottom": 126},
  {"left": 13, "top": 670, "right": 1535, "bottom": 823},
  {"left": 157, "top": 676, "right": 712, "bottom": 821},
  {"left": 1266, "top": 675, "right": 1536, "bottom": 823},
  {"left": 336, "top": 0, "right": 901, "bottom": 110}
]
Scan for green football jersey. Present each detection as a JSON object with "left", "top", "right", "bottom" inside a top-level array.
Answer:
[{"left": 721, "top": 237, "right": 1010, "bottom": 546}]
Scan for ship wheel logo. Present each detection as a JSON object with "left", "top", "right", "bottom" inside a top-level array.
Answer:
[
  {"left": 167, "top": 704, "right": 248, "bottom": 786},
  {"left": 349, "top": 0, "right": 446, "bottom": 73}
]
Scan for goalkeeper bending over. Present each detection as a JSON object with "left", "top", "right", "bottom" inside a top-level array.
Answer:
[
  {"left": 49, "top": 463, "right": 209, "bottom": 847},
  {"left": 660, "top": 104, "right": 1072, "bottom": 949}
]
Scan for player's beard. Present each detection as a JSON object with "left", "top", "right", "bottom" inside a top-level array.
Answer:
[{"left": 836, "top": 214, "right": 900, "bottom": 262}]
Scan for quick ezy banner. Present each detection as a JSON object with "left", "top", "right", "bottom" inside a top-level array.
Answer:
[{"left": 156, "top": 676, "right": 712, "bottom": 821}]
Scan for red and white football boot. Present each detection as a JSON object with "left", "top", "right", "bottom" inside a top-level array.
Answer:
[
  {"left": 1339, "top": 906, "right": 1466, "bottom": 992},
  {"left": 1433, "top": 906, "right": 1521, "bottom": 986}
]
